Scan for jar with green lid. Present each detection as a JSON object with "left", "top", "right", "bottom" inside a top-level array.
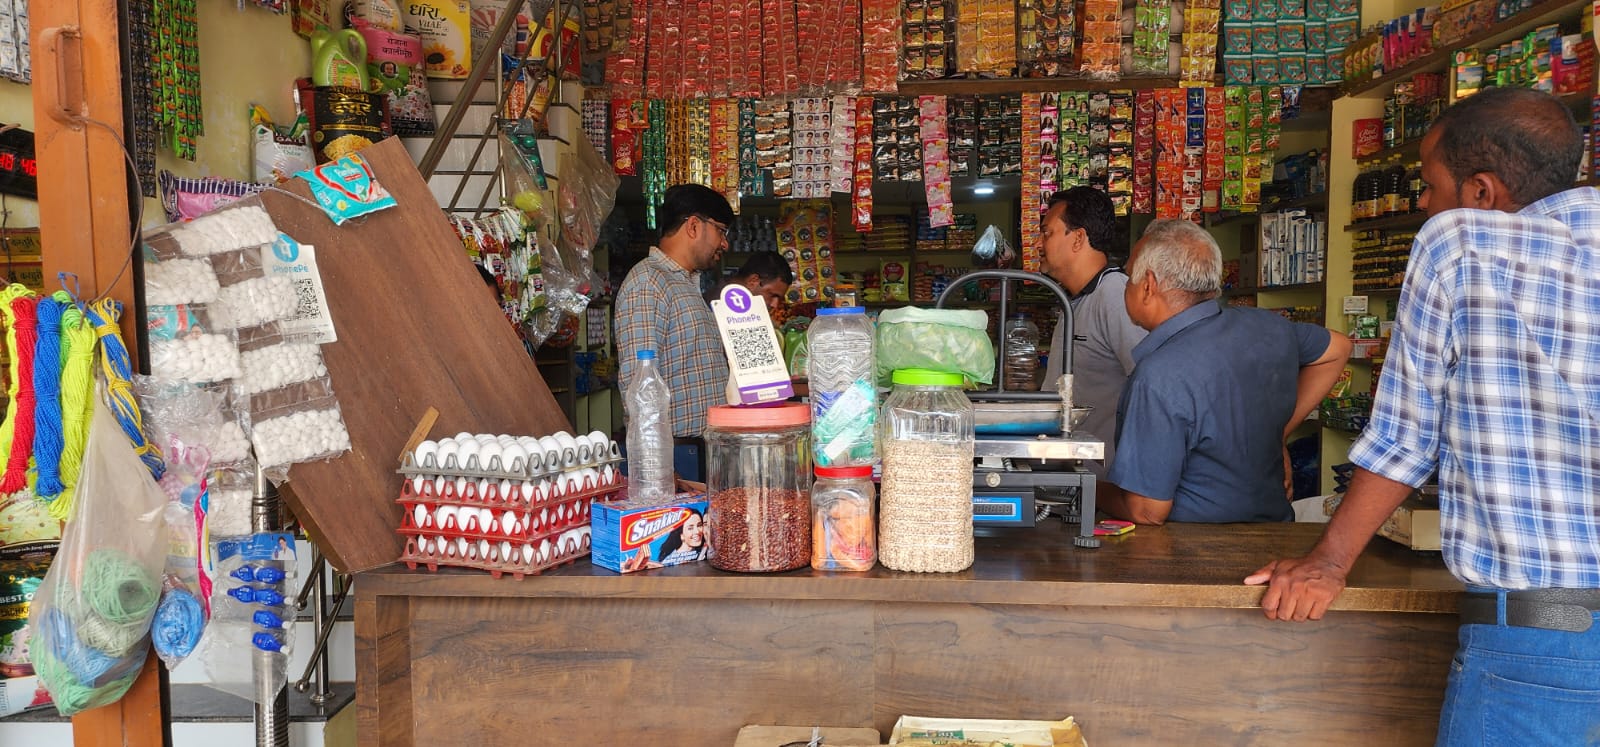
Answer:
[
  {"left": 878, "top": 369, "right": 975, "bottom": 573},
  {"left": 704, "top": 403, "right": 813, "bottom": 572}
]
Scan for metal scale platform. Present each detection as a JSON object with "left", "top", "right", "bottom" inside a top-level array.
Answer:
[{"left": 937, "top": 269, "right": 1104, "bottom": 548}]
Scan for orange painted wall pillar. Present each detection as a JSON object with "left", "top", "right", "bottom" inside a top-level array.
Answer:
[{"left": 32, "top": 0, "right": 165, "bottom": 744}]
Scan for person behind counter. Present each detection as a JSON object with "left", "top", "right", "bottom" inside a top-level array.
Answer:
[
  {"left": 1038, "top": 186, "right": 1148, "bottom": 484},
  {"left": 712, "top": 250, "right": 794, "bottom": 313},
  {"left": 615, "top": 184, "right": 736, "bottom": 482},
  {"left": 1248, "top": 87, "right": 1600, "bottom": 745},
  {"left": 1101, "top": 219, "right": 1351, "bottom": 525}
]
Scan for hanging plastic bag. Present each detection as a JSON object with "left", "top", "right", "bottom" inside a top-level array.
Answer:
[
  {"left": 970, "top": 224, "right": 1016, "bottom": 268},
  {"left": 28, "top": 390, "right": 169, "bottom": 717},
  {"left": 152, "top": 439, "right": 212, "bottom": 670},
  {"left": 875, "top": 307, "right": 996, "bottom": 386}
]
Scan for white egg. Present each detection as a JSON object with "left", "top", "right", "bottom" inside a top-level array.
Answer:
[
  {"left": 502, "top": 510, "right": 521, "bottom": 534},
  {"left": 497, "top": 434, "right": 517, "bottom": 444},
  {"left": 502, "top": 444, "right": 529, "bottom": 473},
  {"left": 453, "top": 432, "right": 473, "bottom": 442},
  {"left": 538, "top": 538, "right": 554, "bottom": 563},
  {"left": 579, "top": 467, "right": 599, "bottom": 490},
  {"left": 452, "top": 476, "right": 470, "bottom": 498},
  {"left": 454, "top": 537, "right": 469, "bottom": 557},
  {"left": 498, "top": 479, "right": 516, "bottom": 503},
  {"left": 409, "top": 475, "right": 426, "bottom": 494},
  {"left": 520, "top": 543, "right": 535, "bottom": 563},
  {"left": 475, "top": 507, "right": 494, "bottom": 531},
  {"left": 434, "top": 505, "right": 459, "bottom": 529},
  {"left": 601, "top": 464, "right": 617, "bottom": 486},
  {"left": 432, "top": 475, "right": 449, "bottom": 495},
  {"left": 500, "top": 541, "right": 515, "bottom": 563},
  {"left": 412, "top": 504, "right": 429, "bottom": 528},
  {"left": 518, "top": 480, "right": 536, "bottom": 502},
  {"left": 537, "top": 435, "right": 562, "bottom": 463},
  {"left": 538, "top": 507, "right": 550, "bottom": 530},
  {"left": 456, "top": 439, "right": 481, "bottom": 469},
  {"left": 579, "top": 526, "right": 591, "bottom": 547},
  {"left": 479, "top": 441, "right": 504, "bottom": 471},
  {"left": 540, "top": 478, "right": 558, "bottom": 499},
  {"left": 474, "top": 433, "right": 496, "bottom": 444},
  {"left": 574, "top": 435, "right": 594, "bottom": 463},
  {"left": 554, "top": 503, "right": 568, "bottom": 524},
  {"left": 413, "top": 440, "right": 439, "bottom": 467},
  {"left": 481, "top": 478, "right": 498, "bottom": 500},
  {"left": 477, "top": 539, "right": 491, "bottom": 560},
  {"left": 553, "top": 430, "right": 577, "bottom": 452},
  {"left": 586, "top": 430, "right": 610, "bottom": 454},
  {"left": 436, "top": 440, "right": 460, "bottom": 469},
  {"left": 563, "top": 472, "right": 581, "bottom": 495}
]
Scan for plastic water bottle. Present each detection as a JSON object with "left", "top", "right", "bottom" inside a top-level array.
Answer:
[
  {"left": 1003, "top": 314, "right": 1041, "bottom": 391},
  {"left": 626, "top": 350, "right": 675, "bottom": 501},
  {"left": 807, "top": 307, "right": 878, "bottom": 467}
]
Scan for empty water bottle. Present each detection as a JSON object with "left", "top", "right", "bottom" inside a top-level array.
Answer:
[
  {"left": 626, "top": 349, "right": 675, "bottom": 501},
  {"left": 1003, "top": 314, "right": 1041, "bottom": 391}
]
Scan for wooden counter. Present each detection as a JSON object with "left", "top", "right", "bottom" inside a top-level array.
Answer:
[{"left": 355, "top": 522, "right": 1462, "bottom": 746}]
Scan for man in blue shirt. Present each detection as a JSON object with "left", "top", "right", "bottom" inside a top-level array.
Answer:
[
  {"left": 1249, "top": 87, "right": 1600, "bottom": 745},
  {"left": 1100, "top": 219, "right": 1350, "bottom": 524}
]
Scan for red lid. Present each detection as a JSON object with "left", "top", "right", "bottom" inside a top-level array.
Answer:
[
  {"left": 707, "top": 402, "right": 810, "bottom": 428},
  {"left": 816, "top": 465, "right": 874, "bottom": 479}
]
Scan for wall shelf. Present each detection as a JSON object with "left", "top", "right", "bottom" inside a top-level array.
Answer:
[
  {"left": 896, "top": 75, "right": 1219, "bottom": 96},
  {"left": 1356, "top": 139, "right": 1422, "bottom": 168},
  {"left": 1340, "top": 0, "right": 1590, "bottom": 97},
  {"left": 1258, "top": 281, "right": 1326, "bottom": 293},
  {"left": 1344, "top": 213, "right": 1427, "bottom": 232}
]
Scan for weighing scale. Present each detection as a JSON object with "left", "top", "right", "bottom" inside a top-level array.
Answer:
[{"left": 936, "top": 269, "right": 1105, "bottom": 548}]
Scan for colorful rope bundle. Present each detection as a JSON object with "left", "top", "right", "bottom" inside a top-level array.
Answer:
[
  {"left": 32, "top": 295, "right": 68, "bottom": 498},
  {"left": 151, "top": 586, "right": 204, "bottom": 662},
  {"left": 60, "top": 548, "right": 161, "bottom": 656},
  {"left": 85, "top": 298, "right": 164, "bottom": 480},
  {"left": 0, "top": 286, "right": 39, "bottom": 493},
  {"left": 56, "top": 301, "right": 97, "bottom": 509}
]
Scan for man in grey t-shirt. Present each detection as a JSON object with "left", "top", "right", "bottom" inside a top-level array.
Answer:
[{"left": 1039, "top": 187, "right": 1148, "bottom": 481}]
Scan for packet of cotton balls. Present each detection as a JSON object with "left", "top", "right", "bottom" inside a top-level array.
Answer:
[
  {"left": 148, "top": 332, "right": 244, "bottom": 385},
  {"left": 248, "top": 379, "right": 352, "bottom": 482},
  {"left": 143, "top": 256, "right": 222, "bottom": 306},
  {"left": 204, "top": 465, "right": 257, "bottom": 538},
  {"left": 161, "top": 203, "right": 281, "bottom": 258},
  {"left": 134, "top": 377, "right": 254, "bottom": 469},
  {"left": 235, "top": 324, "right": 330, "bottom": 397},
  {"left": 209, "top": 275, "right": 298, "bottom": 331}
]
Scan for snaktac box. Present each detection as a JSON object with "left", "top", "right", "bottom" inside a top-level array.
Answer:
[{"left": 591, "top": 495, "right": 710, "bottom": 573}]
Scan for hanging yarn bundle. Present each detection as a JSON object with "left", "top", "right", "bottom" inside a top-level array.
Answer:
[
  {"left": 0, "top": 284, "right": 40, "bottom": 493},
  {"left": 152, "top": 586, "right": 205, "bottom": 664},
  {"left": 33, "top": 548, "right": 160, "bottom": 715},
  {"left": 33, "top": 294, "right": 68, "bottom": 499},
  {"left": 53, "top": 301, "right": 98, "bottom": 519},
  {"left": 85, "top": 298, "right": 165, "bottom": 480}
]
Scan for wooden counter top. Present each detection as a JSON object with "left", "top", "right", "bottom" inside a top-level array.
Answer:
[{"left": 358, "top": 522, "right": 1461, "bottom": 613}]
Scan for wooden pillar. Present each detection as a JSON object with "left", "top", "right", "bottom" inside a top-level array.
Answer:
[{"left": 32, "top": 0, "right": 164, "bottom": 744}]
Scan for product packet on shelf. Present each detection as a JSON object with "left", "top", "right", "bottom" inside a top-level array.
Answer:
[{"left": 590, "top": 495, "right": 710, "bottom": 573}]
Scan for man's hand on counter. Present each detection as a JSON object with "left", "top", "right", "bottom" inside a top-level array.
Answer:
[{"left": 1244, "top": 555, "right": 1348, "bottom": 622}]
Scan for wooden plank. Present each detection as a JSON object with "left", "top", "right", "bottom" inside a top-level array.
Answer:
[
  {"left": 355, "top": 592, "right": 415, "bottom": 747},
  {"left": 256, "top": 137, "right": 571, "bottom": 573}
]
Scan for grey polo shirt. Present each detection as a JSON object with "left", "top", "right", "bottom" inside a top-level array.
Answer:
[{"left": 1043, "top": 267, "right": 1146, "bottom": 479}]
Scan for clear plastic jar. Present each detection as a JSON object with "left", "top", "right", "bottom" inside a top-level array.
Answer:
[
  {"left": 807, "top": 307, "right": 878, "bottom": 467},
  {"left": 705, "top": 403, "right": 813, "bottom": 572},
  {"left": 811, "top": 465, "right": 876, "bottom": 571},
  {"left": 878, "top": 369, "right": 975, "bottom": 573},
  {"left": 1003, "top": 313, "right": 1040, "bottom": 391}
]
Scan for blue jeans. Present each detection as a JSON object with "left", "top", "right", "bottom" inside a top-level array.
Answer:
[{"left": 1437, "top": 589, "right": 1600, "bottom": 746}]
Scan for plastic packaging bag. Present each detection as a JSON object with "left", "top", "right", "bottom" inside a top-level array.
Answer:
[
  {"left": 875, "top": 307, "right": 995, "bottom": 386},
  {"left": 783, "top": 318, "right": 811, "bottom": 379},
  {"left": 153, "top": 439, "right": 212, "bottom": 669},
  {"left": 248, "top": 379, "right": 352, "bottom": 484},
  {"left": 198, "top": 532, "right": 298, "bottom": 706},
  {"left": 134, "top": 377, "right": 253, "bottom": 468},
  {"left": 970, "top": 224, "right": 1016, "bottom": 267},
  {"left": 28, "top": 392, "right": 169, "bottom": 716}
]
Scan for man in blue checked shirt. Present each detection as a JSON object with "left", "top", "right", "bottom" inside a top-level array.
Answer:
[{"left": 1248, "top": 87, "right": 1600, "bottom": 745}]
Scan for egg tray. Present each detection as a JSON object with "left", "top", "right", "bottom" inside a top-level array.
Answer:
[
  {"left": 397, "top": 441, "right": 623, "bottom": 482},
  {"left": 398, "top": 530, "right": 593, "bottom": 580},
  {"left": 397, "top": 468, "right": 625, "bottom": 507}
]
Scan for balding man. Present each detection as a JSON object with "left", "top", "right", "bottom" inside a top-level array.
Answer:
[
  {"left": 1099, "top": 219, "right": 1350, "bottom": 525},
  {"left": 1249, "top": 87, "right": 1600, "bottom": 745}
]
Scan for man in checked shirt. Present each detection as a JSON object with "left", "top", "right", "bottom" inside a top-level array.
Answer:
[
  {"left": 1249, "top": 87, "right": 1600, "bottom": 745},
  {"left": 615, "top": 184, "right": 735, "bottom": 483}
]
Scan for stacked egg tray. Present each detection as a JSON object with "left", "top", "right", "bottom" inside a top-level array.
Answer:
[{"left": 395, "top": 437, "right": 625, "bottom": 580}]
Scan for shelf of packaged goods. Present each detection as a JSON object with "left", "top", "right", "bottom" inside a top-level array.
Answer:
[
  {"left": 895, "top": 75, "right": 1221, "bottom": 96},
  {"left": 1341, "top": 0, "right": 1590, "bottom": 97},
  {"left": 1257, "top": 281, "right": 1326, "bottom": 293},
  {"left": 1356, "top": 139, "right": 1423, "bottom": 169},
  {"left": 1206, "top": 192, "right": 1330, "bottom": 226},
  {"left": 1344, "top": 212, "right": 1428, "bottom": 232}
]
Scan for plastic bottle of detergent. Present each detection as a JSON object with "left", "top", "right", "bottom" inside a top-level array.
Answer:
[{"left": 311, "top": 28, "right": 370, "bottom": 92}]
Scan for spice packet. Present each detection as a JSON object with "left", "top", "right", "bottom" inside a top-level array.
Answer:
[{"left": 294, "top": 153, "right": 398, "bottom": 225}]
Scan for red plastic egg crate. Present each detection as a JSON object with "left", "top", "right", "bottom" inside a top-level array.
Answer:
[{"left": 396, "top": 472, "right": 626, "bottom": 579}]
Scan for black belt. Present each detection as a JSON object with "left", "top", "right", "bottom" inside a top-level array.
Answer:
[{"left": 1459, "top": 588, "right": 1600, "bottom": 633}]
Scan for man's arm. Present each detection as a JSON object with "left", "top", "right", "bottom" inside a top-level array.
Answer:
[
  {"left": 1286, "top": 330, "right": 1352, "bottom": 440},
  {"left": 1096, "top": 483, "right": 1172, "bottom": 525},
  {"left": 1244, "top": 467, "right": 1414, "bottom": 620}
]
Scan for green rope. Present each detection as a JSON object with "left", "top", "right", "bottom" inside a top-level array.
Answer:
[
  {"left": 56, "top": 548, "right": 160, "bottom": 657},
  {"left": 32, "top": 645, "right": 138, "bottom": 716}
]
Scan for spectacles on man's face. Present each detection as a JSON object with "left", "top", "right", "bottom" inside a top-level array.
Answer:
[{"left": 700, "top": 216, "right": 730, "bottom": 241}]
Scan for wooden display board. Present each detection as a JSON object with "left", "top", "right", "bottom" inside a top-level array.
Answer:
[{"left": 259, "top": 137, "right": 571, "bottom": 573}]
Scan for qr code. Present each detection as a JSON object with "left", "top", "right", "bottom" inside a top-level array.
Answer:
[
  {"left": 292, "top": 279, "right": 321, "bottom": 321},
  {"left": 728, "top": 326, "right": 778, "bottom": 371}
]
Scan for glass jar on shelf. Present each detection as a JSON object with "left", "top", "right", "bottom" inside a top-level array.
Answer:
[
  {"left": 878, "top": 369, "right": 975, "bottom": 573},
  {"left": 811, "top": 465, "right": 876, "bottom": 572},
  {"left": 704, "top": 403, "right": 813, "bottom": 573}
]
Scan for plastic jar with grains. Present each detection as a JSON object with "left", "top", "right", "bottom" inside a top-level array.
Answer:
[
  {"left": 878, "top": 369, "right": 975, "bottom": 573},
  {"left": 704, "top": 403, "right": 813, "bottom": 572},
  {"left": 811, "top": 465, "right": 876, "bottom": 571}
]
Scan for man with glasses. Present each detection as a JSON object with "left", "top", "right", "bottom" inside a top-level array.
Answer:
[{"left": 615, "top": 184, "right": 735, "bottom": 483}]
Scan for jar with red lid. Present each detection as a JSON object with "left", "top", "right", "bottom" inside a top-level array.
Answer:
[
  {"left": 704, "top": 403, "right": 813, "bottom": 572},
  {"left": 811, "top": 465, "right": 876, "bottom": 571}
]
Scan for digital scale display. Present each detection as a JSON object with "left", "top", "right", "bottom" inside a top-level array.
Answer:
[{"left": 0, "top": 127, "right": 38, "bottom": 199}]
